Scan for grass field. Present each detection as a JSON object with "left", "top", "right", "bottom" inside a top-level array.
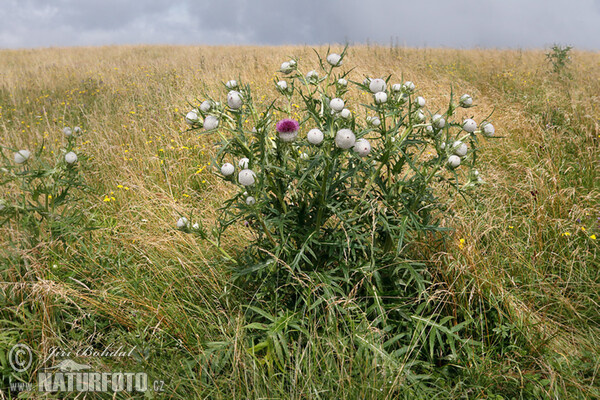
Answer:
[{"left": 1, "top": 45, "right": 599, "bottom": 399}]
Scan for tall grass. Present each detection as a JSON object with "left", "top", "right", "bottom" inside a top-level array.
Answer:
[{"left": 1, "top": 45, "right": 598, "bottom": 399}]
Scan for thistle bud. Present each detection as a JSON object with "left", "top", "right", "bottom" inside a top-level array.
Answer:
[
  {"left": 447, "top": 155, "right": 461, "bottom": 168},
  {"left": 326, "top": 53, "right": 342, "bottom": 67},
  {"left": 227, "top": 91, "right": 243, "bottom": 109},
  {"left": 203, "top": 115, "right": 219, "bottom": 130},
  {"left": 65, "top": 151, "right": 78, "bottom": 164},
  {"left": 330, "top": 98, "right": 345, "bottom": 112},
  {"left": 238, "top": 169, "right": 256, "bottom": 186},
  {"left": 462, "top": 119, "right": 477, "bottom": 133},
  {"left": 482, "top": 122, "right": 495, "bottom": 137},
  {"left": 369, "top": 78, "right": 386, "bottom": 93},
  {"left": 335, "top": 129, "right": 356, "bottom": 149},
  {"left": 353, "top": 138, "right": 371, "bottom": 157},
  {"left": 221, "top": 163, "right": 234, "bottom": 176},
  {"left": 307, "top": 128, "right": 324, "bottom": 145},
  {"left": 14, "top": 150, "right": 30, "bottom": 164}
]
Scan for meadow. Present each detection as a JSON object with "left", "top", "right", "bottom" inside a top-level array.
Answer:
[{"left": 0, "top": 45, "right": 599, "bottom": 399}]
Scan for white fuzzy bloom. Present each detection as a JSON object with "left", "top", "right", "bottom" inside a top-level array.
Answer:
[
  {"left": 279, "top": 131, "right": 298, "bottom": 142},
  {"left": 330, "top": 98, "right": 345, "bottom": 112},
  {"left": 227, "top": 91, "right": 243, "bottom": 109},
  {"left": 74, "top": 126, "right": 82, "bottom": 134},
  {"left": 221, "top": 162, "right": 234, "bottom": 176},
  {"left": 463, "top": 119, "right": 477, "bottom": 133},
  {"left": 453, "top": 141, "right": 468, "bottom": 157},
  {"left": 238, "top": 158, "right": 249, "bottom": 169},
  {"left": 192, "top": 223, "right": 200, "bottom": 230},
  {"left": 369, "top": 78, "right": 386, "bottom": 93},
  {"left": 353, "top": 138, "right": 371, "bottom": 157},
  {"left": 374, "top": 92, "right": 388, "bottom": 104},
  {"left": 238, "top": 169, "right": 256, "bottom": 186},
  {"left": 280, "top": 61, "right": 292, "bottom": 73},
  {"left": 447, "top": 155, "right": 461, "bottom": 168},
  {"left": 226, "top": 80, "right": 238, "bottom": 89},
  {"left": 306, "top": 70, "right": 319, "bottom": 81},
  {"left": 482, "top": 122, "right": 495, "bottom": 137},
  {"left": 367, "top": 116, "right": 381, "bottom": 126},
  {"left": 415, "top": 96, "right": 426, "bottom": 108},
  {"left": 176, "top": 217, "right": 189, "bottom": 229},
  {"left": 403, "top": 81, "right": 415, "bottom": 92},
  {"left": 288, "top": 59, "right": 296, "bottom": 67},
  {"left": 432, "top": 114, "right": 445, "bottom": 129},
  {"left": 326, "top": 53, "right": 342, "bottom": 66},
  {"left": 14, "top": 150, "right": 30, "bottom": 164},
  {"left": 246, "top": 196, "right": 256, "bottom": 205},
  {"left": 459, "top": 94, "right": 473, "bottom": 108},
  {"left": 307, "top": 128, "right": 324, "bottom": 145},
  {"left": 392, "top": 83, "right": 402, "bottom": 92},
  {"left": 338, "top": 78, "right": 348, "bottom": 87},
  {"left": 203, "top": 115, "right": 219, "bottom": 130},
  {"left": 277, "top": 80, "right": 288, "bottom": 91},
  {"left": 415, "top": 111, "right": 425, "bottom": 122},
  {"left": 440, "top": 142, "right": 446, "bottom": 150},
  {"left": 63, "top": 127, "right": 73, "bottom": 136},
  {"left": 335, "top": 129, "right": 356, "bottom": 149},
  {"left": 340, "top": 108, "right": 351, "bottom": 119},
  {"left": 426, "top": 126, "right": 434, "bottom": 133},
  {"left": 65, "top": 151, "right": 78, "bottom": 164},
  {"left": 200, "top": 100, "right": 211, "bottom": 112},
  {"left": 185, "top": 110, "right": 199, "bottom": 125}
]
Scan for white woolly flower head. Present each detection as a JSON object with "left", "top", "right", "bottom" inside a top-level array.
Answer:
[
  {"left": 63, "top": 127, "right": 73, "bottom": 137},
  {"left": 330, "top": 98, "right": 345, "bottom": 112},
  {"left": 353, "top": 138, "right": 371, "bottom": 157},
  {"left": 369, "top": 78, "right": 386, "bottom": 93},
  {"left": 462, "top": 119, "right": 477, "bottom": 133},
  {"left": 227, "top": 91, "right": 243, "bottom": 109},
  {"left": 335, "top": 129, "right": 356, "bottom": 149},
  {"left": 391, "top": 83, "right": 402, "bottom": 92},
  {"left": 482, "top": 122, "right": 495, "bottom": 137},
  {"left": 185, "top": 110, "right": 199, "bottom": 125},
  {"left": 238, "top": 157, "right": 249, "bottom": 169},
  {"left": 374, "top": 92, "right": 388, "bottom": 104},
  {"left": 415, "top": 110, "right": 425, "bottom": 122},
  {"left": 14, "top": 150, "right": 31, "bottom": 164},
  {"left": 280, "top": 61, "right": 293, "bottom": 74},
  {"left": 226, "top": 80, "right": 238, "bottom": 89},
  {"left": 277, "top": 80, "right": 288, "bottom": 91},
  {"left": 326, "top": 53, "right": 342, "bottom": 67},
  {"left": 200, "top": 100, "right": 211, "bottom": 112},
  {"left": 238, "top": 169, "right": 256, "bottom": 186},
  {"left": 340, "top": 109, "right": 351, "bottom": 119},
  {"left": 221, "top": 163, "right": 234, "bottom": 176},
  {"left": 306, "top": 70, "right": 319, "bottom": 82},
  {"left": 415, "top": 96, "right": 426, "bottom": 108},
  {"left": 246, "top": 196, "right": 256, "bottom": 205},
  {"left": 337, "top": 78, "right": 348, "bottom": 87},
  {"left": 403, "top": 81, "right": 415, "bottom": 92},
  {"left": 65, "top": 151, "right": 78, "bottom": 164},
  {"left": 74, "top": 126, "right": 82, "bottom": 134},
  {"left": 447, "top": 155, "right": 461, "bottom": 168},
  {"left": 307, "top": 128, "right": 324, "bottom": 145},
  {"left": 203, "top": 115, "right": 219, "bottom": 130},
  {"left": 459, "top": 94, "right": 473, "bottom": 108},
  {"left": 367, "top": 116, "right": 381, "bottom": 126},
  {"left": 452, "top": 141, "right": 468, "bottom": 157},
  {"left": 176, "top": 217, "right": 189, "bottom": 230},
  {"left": 432, "top": 114, "right": 445, "bottom": 129}
]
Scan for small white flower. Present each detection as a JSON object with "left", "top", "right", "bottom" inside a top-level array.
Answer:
[
  {"left": 227, "top": 91, "right": 243, "bottom": 109},
  {"left": 337, "top": 78, "right": 348, "bottom": 87},
  {"left": 200, "top": 100, "right": 211, "bottom": 112},
  {"left": 415, "top": 96, "right": 426, "bottom": 108},
  {"left": 176, "top": 217, "right": 189, "bottom": 229},
  {"left": 330, "top": 98, "right": 345, "bottom": 112},
  {"left": 353, "top": 138, "right": 371, "bottom": 157},
  {"left": 280, "top": 61, "right": 292, "bottom": 73},
  {"left": 374, "top": 92, "right": 388, "bottom": 104},
  {"left": 426, "top": 125, "right": 434, "bottom": 133},
  {"left": 246, "top": 196, "right": 256, "bottom": 205},
  {"left": 221, "top": 162, "right": 234, "bottom": 176},
  {"left": 447, "top": 155, "right": 461, "bottom": 168},
  {"left": 238, "top": 158, "right": 249, "bottom": 169},
  {"left": 192, "top": 222, "right": 200, "bottom": 230},
  {"left": 65, "top": 151, "right": 78, "bottom": 164},
  {"left": 277, "top": 80, "right": 288, "bottom": 91},
  {"left": 391, "top": 83, "right": 402, "bottom": 92},
  {"left": 367, "top": 116, "right": 381, "bottom": 126},
  {"left": 463, "top": 119, "right": 477, "bottom": 133},
  {"left": 306, "top": 70, "right": 319, "bottom": 81},
  {"left": 74, "top": 126, "right": 82, "bottom": 134},
  {"left": 63, "top": 127, "right": 73, "bottom": 136},
  {"left": 335, "top": 129, "right": 356, "bottom": 149},
  {"left": 482, "top": 122, "right": 495, "bottom": 137},
  {"left": 226, "top": 80, "right": 238, "bottom": 89},
  {"left": 340, "top": 108, "right": 351, "bottom": 119},
  {"left": 185, "top": 110, "right": 199, "bottom": 125},
  {"left": 415, "top": 110, "right": 425, "bottom": 122},
  {"left": 288, "top": 59, "right": 296, "bottom": 67},
  {"left": 238, "top": 169, "right": 256, "bottom": 186},
  {"left": 14, "top": 150, "right": 30, "bottom": 164},
  {"left": 403, "top": 81, "right": 415, "bottom": 92},
  {"left": 432, "top": 114, "right": 445, "bottom": 129},
  {"left": 307, "top": 128, "right": 324, "bottom": 145},
  {"left": 326, "top": 53, "right": 342, "bottom": 66},
  {"left": 459, "top": 94, "right": 473, "bottom": 108},
  {"left": 440, "top": 142, "right": 446, "bottom": 149},
  {"left": 203, "top": 115, "right": 219, "bottom": 130},
  {"left": 453, "top": 141, "right": 468, "bottom": 157},
  {"left": 369, "top": 78, "right": 386, "bottom": 93}
]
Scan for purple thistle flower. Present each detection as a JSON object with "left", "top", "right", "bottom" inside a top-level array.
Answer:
[{"left": 276, "top": 118, "right": 299, "bottom": 134}]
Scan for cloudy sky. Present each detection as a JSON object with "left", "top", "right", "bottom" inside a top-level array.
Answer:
[{"left": 1, "top": 0, "right": 600, "bottom": 49}]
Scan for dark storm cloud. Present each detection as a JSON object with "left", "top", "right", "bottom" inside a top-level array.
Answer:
[{"left": 1, "top": 0, "right": 599, "bottom": 49}]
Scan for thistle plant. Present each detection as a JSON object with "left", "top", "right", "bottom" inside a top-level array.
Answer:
[
  {"left": 0, "top": 127, "right": 92, "bottom": 250},
  {"left": 546, "top": 44, "right": 573, "bottom": 77},
  {"left": 182, "top": 48, "right": 496, "bottom": 369}
]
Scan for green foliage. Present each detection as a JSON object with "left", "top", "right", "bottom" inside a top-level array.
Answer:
[{"left": 546, "top": 44, "right": 573, "bottom": 77}]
